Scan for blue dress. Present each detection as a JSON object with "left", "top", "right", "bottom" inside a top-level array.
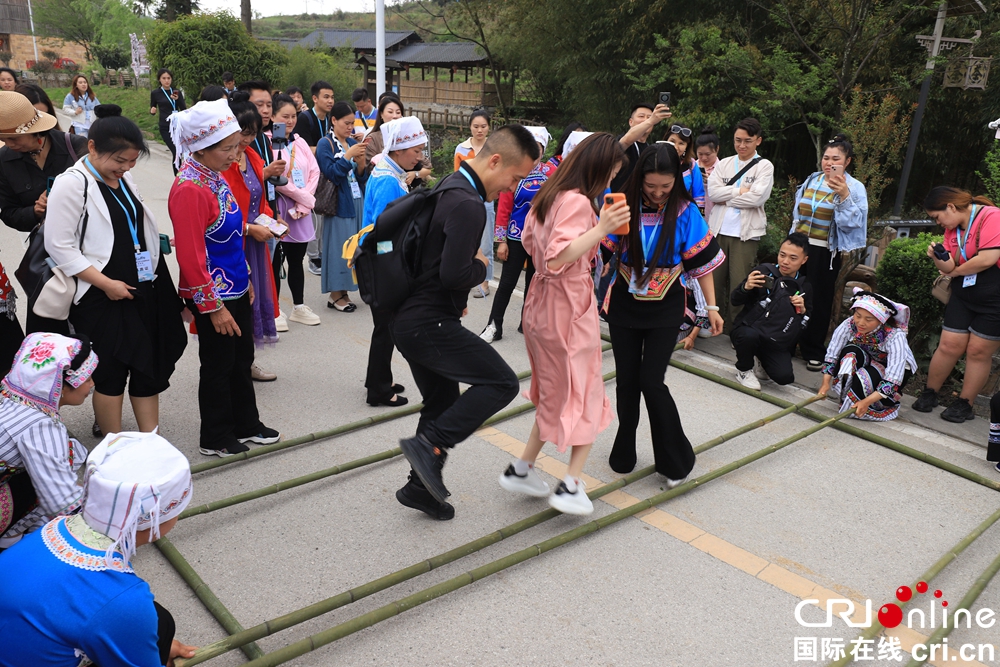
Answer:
[
  {"left": 0, "top": 516, "right": 160, "bottom": 666},
  {"left": 317, "top": 135, "right": 366, "bottom": 293}
]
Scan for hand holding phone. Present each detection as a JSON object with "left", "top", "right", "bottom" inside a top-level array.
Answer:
[
  {"left": 602, "top": 193, "right": 630, "bottom": 235},
  {"left": 933, "top": 243, "right": 951, "bottom": 261}
]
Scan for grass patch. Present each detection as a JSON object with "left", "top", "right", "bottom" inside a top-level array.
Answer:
[{"left": 45, "top": 86, "right": 163, "bottom": 143}]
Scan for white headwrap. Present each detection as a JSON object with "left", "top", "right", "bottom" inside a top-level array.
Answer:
[
  {"left": 380, "top": 116, "right": 427, "bottom": 156},
  {"left": 850, "top": 287, "right": 911, "bottom": 333},
  {"left": 168, "top": 99, "right": 242, "bottom": 170},
  {"left": 562, "top": 131, "right": 593, "bottom": 158},
  {"left": 525, "top": 126, "right": 551, "bottom": 150},
  {"left": 82, "top": 432, "right": 192, "bottom": 567},
  {"left": 1, "top": 332, "right": 98, "bottom": 421}
]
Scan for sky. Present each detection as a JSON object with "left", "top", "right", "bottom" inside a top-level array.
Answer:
[{"left": 198, "top": 0, "right": 376, "bottom": 17}]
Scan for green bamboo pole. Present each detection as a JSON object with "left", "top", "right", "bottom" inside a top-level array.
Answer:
[
  {"left": 177, "top": 395, "right": 822, "bottom": 666},
  {"left": 154, "top": 537, "right": 265, "bottom": 660},
  {"left": 828, "top": 503, "right": 1000, "bottom": 666},
  {"left": 904, "top": 547, "right": 1000, "bottom": 667},
  {"left": 223, "top": 411, "right": 854, "bottom": 667},
  {"left": 664, "top": 357, "right": 1000, "bottom": 493},
  {"left": 190, "top": 344, "right": 614, "bottom": 475},
  {"left": 181, "top": 371, "right": 618, "bottom": 520}
]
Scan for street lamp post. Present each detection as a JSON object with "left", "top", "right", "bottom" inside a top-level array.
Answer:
[{"left": 375, "top": 0, "right": 386, "bottom": 97}]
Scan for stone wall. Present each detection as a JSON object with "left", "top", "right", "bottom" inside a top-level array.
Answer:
[{"left": 6, "top": 33, "right": 89, "bottom": 70}]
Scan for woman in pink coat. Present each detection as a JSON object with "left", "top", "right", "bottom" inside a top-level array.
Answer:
[
  {"left": 270, "top": 94, "right": 321, "bottom": 326},
  {"left": 498, "top": 133, "right": 629, "bottom": 516}
]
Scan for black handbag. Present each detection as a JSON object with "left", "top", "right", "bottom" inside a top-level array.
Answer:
[
  {"left": 313, "top": 136, "right": 341, "bottom": 217},
  {"left": 14, "top": 172, "right": 89, "bottom": 320}
]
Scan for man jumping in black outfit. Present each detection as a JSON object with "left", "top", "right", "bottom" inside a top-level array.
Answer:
[{"left": 393, "top": 125, "right": 540, "bottom": 520}]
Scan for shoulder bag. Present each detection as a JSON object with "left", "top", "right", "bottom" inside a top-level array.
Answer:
[
  {"left": 14, "top": 172, "right": 89, "bottom": 320},
  {"left": 313, "top": 136, "right": 341, "bottom": 217}
]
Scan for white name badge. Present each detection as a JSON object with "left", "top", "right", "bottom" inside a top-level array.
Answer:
[
  {"left": 135, "top": 251, "right": 155, "bottom": 282},
  {"left": 964, "top": 273, "right": 978, "bottom": 288},
  {"left": 291, "top": 169, "right": 305, "bottom": 189},
  {"left": 628, "top": 270, "right": 649, "bottom": 296},
  {"left": 350, "top": 180, "right": 363, "bottom": 199},
  {"left": 266, "top": 182, "right": 276, "bottom": 201},
  {"left": 376, "top": 241, "right": 393, "bottom": 255}
]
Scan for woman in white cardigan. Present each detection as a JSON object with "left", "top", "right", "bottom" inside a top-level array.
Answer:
[{"left": 44, "top": 105, "right": 186, "bottom": 435}]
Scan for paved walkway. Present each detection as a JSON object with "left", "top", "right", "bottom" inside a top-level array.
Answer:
[{"left": 4, "top": 147, "right": 1000, "bottom": 666}]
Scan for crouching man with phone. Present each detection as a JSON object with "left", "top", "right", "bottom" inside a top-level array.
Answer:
[{"left": 730, "top": 233, "right": 812, "bottom": 389}]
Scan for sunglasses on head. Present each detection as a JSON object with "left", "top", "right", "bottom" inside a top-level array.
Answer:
[{"left": 670, "top": 125, "right": 692, "bottom": 138}]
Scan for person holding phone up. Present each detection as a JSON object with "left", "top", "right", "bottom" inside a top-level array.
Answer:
[{"left": 789, "top": 134, "right": 869, "bottom": 371}]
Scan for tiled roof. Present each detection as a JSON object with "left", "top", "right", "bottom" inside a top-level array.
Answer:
[
  {"left": 390, "top": 42, "right": 487, "bottom": 65},
  {"left": 298, "top": 30, "right": 417, "bottom": 51}
]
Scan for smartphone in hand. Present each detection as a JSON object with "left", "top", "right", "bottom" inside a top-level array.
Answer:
[{"left": 604, "top": 193, "right": 629, "bottom": 234}]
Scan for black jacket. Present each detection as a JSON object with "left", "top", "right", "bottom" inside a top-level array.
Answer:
[
  {"left": 394, "top": 163, "right": 489, "bottom": 325},
  {"left": 0, "top": 130, "right": 88, "bottom": 232},
  {"left": 731, "top": 263, "right": 813, "bottom": 328}
]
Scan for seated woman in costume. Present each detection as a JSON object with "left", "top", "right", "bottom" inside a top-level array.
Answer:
[
  {"left": 818, "top": 288, "right": 918, "bottom": 421},
  {"left": 0, "top": 431, "right": 197, "bottom": 666},
  {"left": 0, "top": 332, "right": 96, "bottom": 549}
]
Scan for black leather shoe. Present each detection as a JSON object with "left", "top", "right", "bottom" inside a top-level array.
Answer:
[
  {"left": 391, "top": 384, "right": 405, "bottom": 394},
  {"left": 396, "top": 472, "right": 454, "bottom": 520},
  {"left": 367, "top": 395, "right": 409, "bottom": 407},
  {"left": 399, "top": 435, "right": 449, "bottom": 503},
  {"left": 608, "top": 442, "right": 637, "bottom": 474}
]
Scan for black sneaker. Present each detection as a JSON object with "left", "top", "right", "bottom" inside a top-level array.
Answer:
[
  {"left": 396, "top": 472, "right": 455, "bottom": 520},
  {"left": 911, "top": 388, "right": 939, "bottom": 413},
  {"left": 237, "top": 425, "right": 281, "bottom": 445},
  {"left": 941, "top": 398, "right": 975, "bottom": 423},
  {"left": 199, "top": 437, "right": 250, "bottom": 457},
  {"left": 398, "top": 435, "right": 450, "bottom": 503}
]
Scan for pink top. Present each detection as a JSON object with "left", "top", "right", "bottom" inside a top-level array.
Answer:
[
  {"left": 943, "top": 205, "right": 1000, "bottom": 268},
  {"left": 271, "top": 134, "right": 320, "bottom": 243}
]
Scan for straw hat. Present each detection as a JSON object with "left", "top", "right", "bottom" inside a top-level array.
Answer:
[{"left": 0, "top": 90, "right": 58, "bottom": 137}]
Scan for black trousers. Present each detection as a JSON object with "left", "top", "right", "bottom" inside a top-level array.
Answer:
[
  {"left": 366, "top": 307, "right": 397, "bottom": 402},
  {"left": 391, "top": 317, "right": 519, "bottom": 449},
  {"left": 797, "top": 245, "right": 841, "bottom": 361},
  {"left": 274, "top": 241, "right": 307, "bottom": 305},
  {"left": 731, "top": 324, "right": 795, "bottom": 385},
  {"left": 189, "top": 294, "right": 261, "bottom": 447},
  {"left": 487, "top": 239, "right": 534, "bottom": 332},
  {"left": 159, "top": 123, "right": 178, "bottom": 176},
  {"left": 608, "top": 322, "right": 695, "bottom": 480}
]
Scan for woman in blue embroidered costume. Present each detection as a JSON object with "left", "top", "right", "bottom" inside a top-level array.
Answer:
[
  {"left": 0, "top": 333, "right": 96, "bottom": 549},
  {"left": 600, "top": 142, "right": 724, "bottom": 484},
  {"left": 818, "top": 288, "right": 917, "bottom": 421},
  {"left": 168, "top": 99, "right": 281, "bottom": 458},
  {"left": 479, "top": 126, "right": 552, "bottom": 343},
  {"left": 0, "top": 431, "right": 197, "bottom": 666}
]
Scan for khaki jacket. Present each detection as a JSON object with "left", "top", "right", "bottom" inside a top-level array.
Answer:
[{"left": 706, "top": 154, "right": 774, "bottom": 241}]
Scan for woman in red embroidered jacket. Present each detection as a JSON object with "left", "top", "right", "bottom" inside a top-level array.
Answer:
[
  {"left": 168, "top": 99, "right": 280, "bottom": 458},
  {"left": 600, "top": 143, "right": 724, "bottom": 485}
]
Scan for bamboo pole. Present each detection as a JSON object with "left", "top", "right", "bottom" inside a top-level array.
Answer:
[
  {"left": 222, "top": 411, "right": 856, "bottom": 667},
  {"left": 904, "top": 547, "right": 1000, "bottom": 667},
  {"left": 154, "top": 537, "right": 264, "bottom": 660},
  {"left": 177, "top": 395, "right": 822, "bottom": 666},
  {"left": 190, "top": 345, "right": 613, "bottom": 475},
  {"left": 828, "top": 503, "right": 1000, "bottom": 666}
]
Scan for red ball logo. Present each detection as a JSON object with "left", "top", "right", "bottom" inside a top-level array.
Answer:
[{"left": 878, "top": 603, "right": 903, "bottom": 628}]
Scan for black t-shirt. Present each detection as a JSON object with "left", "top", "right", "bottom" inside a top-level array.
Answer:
[
  {"left": 150, "top": 87, "right": 186, "bottom": 126},
  {"left": 94, "top": 179, "right": 148, "bottom": 287},
  {"left": 610, "top": 139, "right": 646, "bottom": 193},
  {"left": 394, "top": 165, "right": 489, "bottom": 325},
  {"left": 296, "top": 109, "right": 329, "bottom": 147}
]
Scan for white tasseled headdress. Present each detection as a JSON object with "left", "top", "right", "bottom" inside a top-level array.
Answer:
[
  {"left": 525, "top": 126, "right": 551, "bottom": 149},
  {"left": 380, "top": 116, "right": 427, "bottom": 156},
  {"left": 562, "top": 131, "right": 593, "bottom": 157},
  {"left": 82, "top": 431, "right": 192, "bottom": 567}
]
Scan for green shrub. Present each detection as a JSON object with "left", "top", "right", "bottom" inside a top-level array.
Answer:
[
  {"left": 875, "top": 232, "right": 945, "bottom": 365},
  {"left": 92, "top": 43, "right": 130, "bottom": 71},
  {"left": 146, "top": 12, "right": 287, "bottom": 95},
  {"left": 757, "top": 176, "right": 798, "bottom": 264},
  {"left": 279, "top": 47, "right": 358, "bottom": 104}
]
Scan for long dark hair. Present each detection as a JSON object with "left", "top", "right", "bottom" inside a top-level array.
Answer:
[
  {"left": 622, "top": 143, "right": 691, "bottom": 285},
  {"left": 531, "top": 132, "right": 625, "bottom": 224},
  {"left": 228, "top": 91, "right": 262, "bottom": 136},
  {"left": 923, "top": 186, "right": 994, "bottom": 211},
  {"left": 372, "top": 96, "right": 404, "bottom": 134},
  {"left": 89, "top": 105, "right": 149, "bottom": 157},
  {"left": 14, "top": 83, "right": 56, "bottom": 117}
]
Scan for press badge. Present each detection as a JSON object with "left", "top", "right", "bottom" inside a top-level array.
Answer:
[
  {"left": 350, "top": 180, "right": 363, "bottom": 199},
  {"left": 964, "top": 274, "right": 978, "bottom": 288},
  {"left": 376, "top": 241, "right": 393, "bottom": 254},
  {"left": 267, "top": 182, "right": 276, "bottom": 201},
  {"left": 628, "top": 271, "right": 649, "bottom": 296},
  {"left": 135, "top": 251, "right": 155, "bottom": 282},
  {"left": 291, "top": 169, "right": 305, "bottom": 188}
]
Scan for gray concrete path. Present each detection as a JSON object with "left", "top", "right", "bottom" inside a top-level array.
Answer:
[{"left": 5, "top": 147, "right": 1000, "bottom": 666}]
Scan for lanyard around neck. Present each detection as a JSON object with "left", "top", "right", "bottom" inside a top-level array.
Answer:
[
  {"left": 84, "top": 157, "right": 141, "bottom": 251},
  {"left": 958, "top": 204, "right": 978, "bottom": 263},
  {"left": 457, "top": 164, "right": 484, "bottom": 202},
  {"left": 639, "top": 215, "right": 658, "bottom": 266},
  {"left": 253, "top": 134, "right": 271, "bottom": 165},
  {"left": 312, "top": 108, "right": 329, "bottom": 137},
  {"left": 807, "top": 174, "right": 832, "bottom": 218},
  {"left": 161, "top": 87, "right": 176, "bottom": 111}
]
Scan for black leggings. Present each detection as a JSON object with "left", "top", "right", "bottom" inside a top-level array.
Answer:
[
  {"left": 274, "top": 242, "right": 308, "bottom": 305},
  {"left": 487, "top": 239, "right": 534, "bottom": 332},
  {"left": 159, "top": 123, "right": 178, "bottom": 176}
]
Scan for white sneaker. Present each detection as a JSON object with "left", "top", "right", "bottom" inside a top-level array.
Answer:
[
  {"left": 666, "top": 476, "right": 688, "bottom": 489},
  {"left": 499, "top": 463, "right": 550, "bottom": 497},
  {"left": 735, "top": 369, "right": 761, "bottom": 390},
  {"left": 289, "top": 304, "right": 321, "bottom": 326},
  {"left": 479, "top": 322, "right": 498, "bottom": 343},
  {"left": 275, "top": 310, "right": 289, "bottom": 332},
  {"left": 753, "top": 359, "right": 769, "bottom": 382},
  {"left": 548, "top": 479, "right": 593, "bottom": 515}
]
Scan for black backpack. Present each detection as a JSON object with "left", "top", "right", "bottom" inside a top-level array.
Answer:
[
  {"left": 742, "top": 264, "right": 808, "bottom": 346},
  {"left": 347, "top": 177, "right": 468, "bottom": 313}
]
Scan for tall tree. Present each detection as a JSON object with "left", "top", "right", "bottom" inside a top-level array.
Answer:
[
  {"left": 242, "top": 0, "right": 253, "bottom": 35},
  {"left": 33, "top": 0, "right": 99, "bottom": 60}
]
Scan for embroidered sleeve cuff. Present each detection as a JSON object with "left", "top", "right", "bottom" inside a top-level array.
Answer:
[
  {"left": 878, "top": 380, "right": 898, "bottom": 397},
  {"left": 694, "top": 315, "right": 711, "bottom": 330},
  {"left": 601, "top": 236, "right": 619, "bottom": 253},
  {"left": 189, "top": 284, "right": 222, "bottom": 313},
  {"left": 495, "top": 228, "right": 507, "bottom": 242},
  {"left": 822, "top": 361, "right": 837, "bottom": 376},
  {"left": 686, "top": 247, "right": 725, "bottom": 280}
]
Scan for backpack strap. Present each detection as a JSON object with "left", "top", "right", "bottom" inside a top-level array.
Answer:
[{"left": 729, "top": 156, "right": 762, "bottom": 185}]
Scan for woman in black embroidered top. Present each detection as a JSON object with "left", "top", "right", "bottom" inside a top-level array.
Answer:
[
  {"left": 600, "top": 143, "right": 724, "bottom": 485},
  {"left": 149, "top": 69, "right": 187, "bottom": 175}
]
